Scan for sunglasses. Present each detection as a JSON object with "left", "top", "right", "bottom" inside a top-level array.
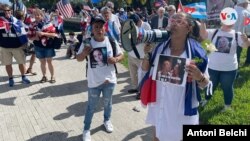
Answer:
[
  {"left": 170, "top": 18, "right": 188, "bottom": 26},
  {"left": 4, "top": 9, "right": 11, "bottom": 12}
]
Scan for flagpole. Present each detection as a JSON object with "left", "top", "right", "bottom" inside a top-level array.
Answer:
[{"left": 178, "top": 0, "right": 184, "bottom": 12}]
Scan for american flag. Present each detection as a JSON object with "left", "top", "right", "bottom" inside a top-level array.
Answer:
[
  {"left": 15, "top": 0, "right": 27, "bottom": 15},
  {"left": 56, "top": 0, "right": 74, "bottom": 19}
]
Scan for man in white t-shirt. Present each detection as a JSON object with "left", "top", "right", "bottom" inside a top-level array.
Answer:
[
  {"left": 127, "top": 14, "right": 151, "bottom": 99},
  {"left": 76, "top": 15, "right": 124, "bottom": 141}
]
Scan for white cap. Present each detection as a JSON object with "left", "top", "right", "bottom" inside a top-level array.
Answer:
[
  {"left": 237, "top": 0, "right": 249, "bottom": 4},
  {"left": 120, "top": 8, "right": 124, "bottom": 12}
]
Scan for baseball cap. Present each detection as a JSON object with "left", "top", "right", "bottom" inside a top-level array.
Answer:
[
  {"left": 237, "top": 0, "right": 249, "bottom": 4},
  {"left": 91, "top": 16, "right": 105, "bottom": 25}
]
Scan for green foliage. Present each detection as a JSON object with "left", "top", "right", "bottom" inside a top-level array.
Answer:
[
  {"left": 200, "top": 49, "right": 250, "bottom": 125},
  {"left": 120, "top": 52, "right": 128, "bottom": 68},
  {"left": 25, "top": 0, "right": 57, "bottom": 10}
]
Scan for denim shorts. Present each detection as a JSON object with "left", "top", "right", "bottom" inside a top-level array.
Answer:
[{"left": 35, "top": 46, "right": 55, "bottom": 59}]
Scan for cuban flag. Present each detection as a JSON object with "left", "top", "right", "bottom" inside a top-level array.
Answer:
[
  {"left": 0, "top": 17, "right": 7, "bottom": 30},
  {"left": 104, "top": 21, "right": 120, "bottom": 42},
  {"left": 0, "top": 17, "right": 11, "bottom": 32},
  {"left": 244, "top": 17, "right": 250, "bottom": 26},
  {"left": 178, "top": 2, "right": 207, "bottom": 19}
]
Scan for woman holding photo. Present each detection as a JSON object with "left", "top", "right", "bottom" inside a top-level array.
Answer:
[
  {"left": 140, "top": 12, "right": 210, "bottom": 141},
  {"left": 199, "top": 15, "right": 250, "bottom": 112}
]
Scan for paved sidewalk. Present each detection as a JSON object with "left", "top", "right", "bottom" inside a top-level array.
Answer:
[{"left": 0, "top": 46, "right": 153, "bottom": 141}]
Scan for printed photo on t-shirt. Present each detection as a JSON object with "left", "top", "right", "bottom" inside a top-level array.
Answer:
[
  {"left": 90, "top": 47, "right": 108, "bottom": 68},
  {"left": 152, "top": 54, "right": 188, "bottom": 86},
  {"left": 215, "top": 36, "right": 232, "bottom": 53}
]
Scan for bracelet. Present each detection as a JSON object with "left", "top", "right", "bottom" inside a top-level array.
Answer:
[
  {"left": 197, "top": 74, "right": 205, "bottom": 83},
  {"left": 115, "top": 57, "right": 119, "bottom": 63}
]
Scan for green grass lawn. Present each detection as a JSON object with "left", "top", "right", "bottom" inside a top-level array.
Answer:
[
  {"left": 120, "top": 52, "right": 128, "bottom": 68},
  {"left": 120, "top": 49, "right": 250, "bottom": 125}
]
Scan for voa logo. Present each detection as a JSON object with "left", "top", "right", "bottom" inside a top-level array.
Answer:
[{"left": 220, "top": 7, "right": 238, "bottom": 25}]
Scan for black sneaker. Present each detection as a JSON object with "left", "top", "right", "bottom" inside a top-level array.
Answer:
[
  {"left": 9, "top": 78, "right": 14, "bottom": 87},
  {"left": 128, "top": 89, "right": 138, "bottom": 94}
]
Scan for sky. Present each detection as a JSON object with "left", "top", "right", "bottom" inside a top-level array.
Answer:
[{"left": 0, "top": 0, "right": 12, "bottom": 6}]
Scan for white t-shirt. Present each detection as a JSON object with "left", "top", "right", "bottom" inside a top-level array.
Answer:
[
  {"left": 77, "top": 37, "right": 123, "bottom": 88},
  {"left": 68, "top": 37, "right": 78, "bottom": 47},
  {"left": 207, "top": 29, "right": 244, "bottom": 71},
  {"left": 128, "top": 21, "right": 151, "bottom": 59}
]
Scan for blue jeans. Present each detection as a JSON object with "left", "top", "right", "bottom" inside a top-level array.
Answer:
[
  {"left": 237, "top": 46, "right": 242, "bottom": 65},
  {"left": 245, "top": 47, "right": 250, "bottom": 64},
  {"left": 84, "top": 83, "right": 115, "bottom": 130},
  {"left": 207, "top": 68, "right": 237, "bottom": 105}
]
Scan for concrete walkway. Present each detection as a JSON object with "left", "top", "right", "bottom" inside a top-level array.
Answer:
[{"left": 0, "top": 45, "right": 153, "bottom": 141}]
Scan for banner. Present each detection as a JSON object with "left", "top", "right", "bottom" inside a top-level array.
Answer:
[
  {"left": 206, "top": 0, "right": 234, "bottom": 28},
  {"left": 178, "top": 1, "right": 207, "bottom": 19},
  {"left": 91, "top": 0, "right": 101, "bottom": 4}
]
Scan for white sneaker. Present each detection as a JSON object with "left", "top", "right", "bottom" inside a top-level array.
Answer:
[
  {"left": 82, "top": 130, "right": 91, "bottom": 141},
  {"left": 103, "top": 120, "right": 113, "bottom": 133}
]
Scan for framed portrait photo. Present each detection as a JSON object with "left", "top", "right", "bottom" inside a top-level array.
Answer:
[{"left": 152, "top": 54, "right": 190, "bottom": 86}]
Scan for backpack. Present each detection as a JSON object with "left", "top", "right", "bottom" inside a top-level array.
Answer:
[
  {"left": 84, "top": 37, "right": 118, "bottom": 77},
  {"left": 211, "top": 29, "right": 238, "bottom": 46}
]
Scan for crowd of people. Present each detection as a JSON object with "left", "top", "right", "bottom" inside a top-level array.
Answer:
[{"left": 1, "top": 0, "right": 250, "bottom": 141}]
